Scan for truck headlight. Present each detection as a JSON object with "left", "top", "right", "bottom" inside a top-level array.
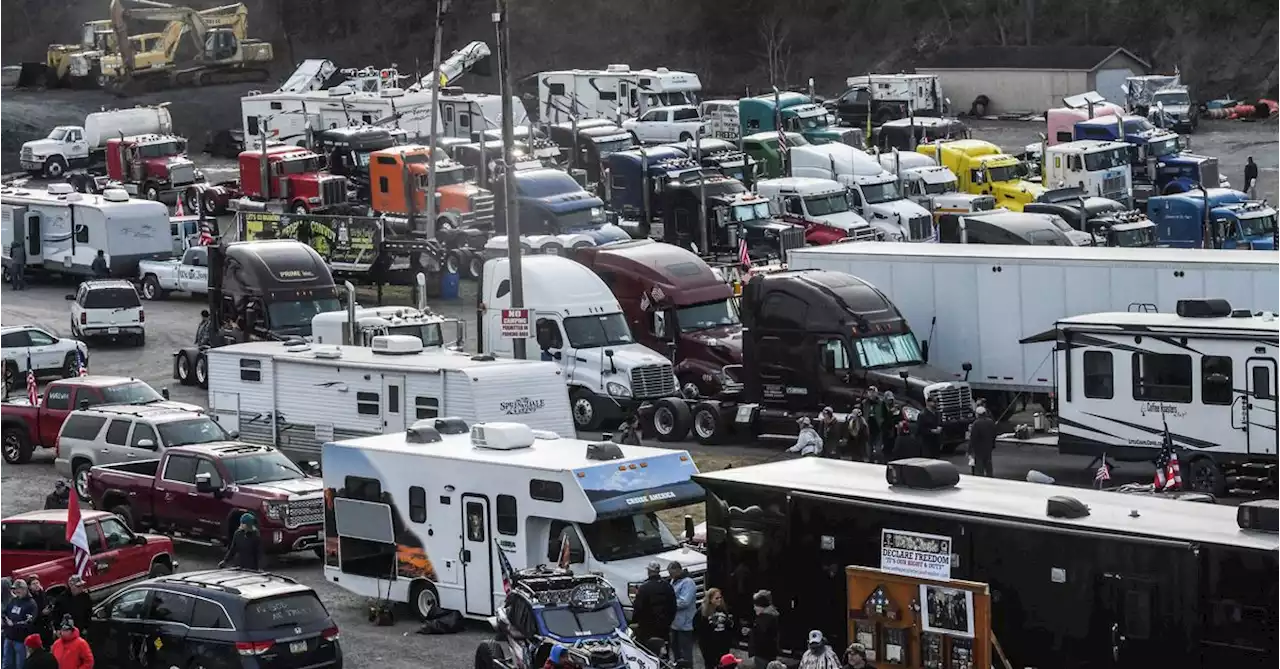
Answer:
[
  {"left": 263, "top": 500, "right": 285, "bottom": 521},
  {"left": 606, "top": 382, "right": 631, "bottom": 398}
]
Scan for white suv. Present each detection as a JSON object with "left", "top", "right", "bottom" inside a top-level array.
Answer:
[
  {"left": 1, "top": 325, "right": 89, "bottom": 390},
  {"left": 67, "top": 280, "right": 146, "bottom": 346}
]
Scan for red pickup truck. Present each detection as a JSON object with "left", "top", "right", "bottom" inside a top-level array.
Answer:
[
  {"left": 86, "top": 443, "right": 326, "bottom": 557},
  {"left": 1, "top": 509, "right": 177, "bottom": 597},
  {"left": 0, "top": 376, "right": 199, "bottom": 464}
]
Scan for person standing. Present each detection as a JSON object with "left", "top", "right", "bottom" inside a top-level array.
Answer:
[
  {"left": 8, "top": 241, "right": 25, "bottom": 291},
  {"left": 787, "top": 417, "right": 824, "bottom": 457},
  {"left": 2, "top": 580, "right": 37, "bottom": 669},
  {"left": 668, "top": 562, "right": 697, "bottom": 669},
  {"left": 879, "top": 393, "right": 900, "bottom": 462},
  {"left": 617, "top": 412, "right": 643, "bottom": 446},
  {"left": 219, "top": 513, "right": 263, "bottom": 570},
  {"left": 841, "top": 643, "right": 874, "bottom": 669},
  {"left": 798, "top": 630, "right": 841, "bottom": 669},
  {"left": 22, "top": 582, "right": 46, "bottom": 650},
  {"left": 815, "top": 408, "right": 844, "bottom": 459},
  {"left": 194, "top": 310, "right": 213, "bottom": 347},
  {"left": 47, "top": 579, "right": 89, "bottom": 636},
  {"left": 861, "top": 388, "right": 883, "bottom": 461},
  {"left": 917, "top": 398, "right": 943, "bottom": 459},
  {"left": 631, "top": 562, "right": 676, "bottom": 656},
  {"left": 1244, "top": 157, "right": 1258, "bottom": 197},
  {"left": 694, "top": 588, "right": 735, "bottom": 669},
  {"left": 747, "top": 590, "right": 780, "bottom": 669},
  {"left": 967, "top": 405, "right": 998, "bottom": 477},
  {"left": 845, "top": 409, "right": 870, "bottom": 462},
  {"left": 20, "top": 636, "right": 55, "bottom": 669},
  {"left": 89, "top": 251, "right": 109, "bottom": 278},
  {"left": 49, "top": 619, "right": 92, "bottom": 669}
]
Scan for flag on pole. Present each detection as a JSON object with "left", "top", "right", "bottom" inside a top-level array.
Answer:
[
  {"left": 66, "top": 491, "right": 93, "bottom": 578},
  {"left": 198, "top": 220, "right": 216, "bottom": 246},
  {"left": 76, "top": 347, "right": 88, "bottom": 377},
  {"left": 556, "top": 531, "right": 572, "bottom": 569},
  {"left": 1153, "top": 425, "right": 1182, "bottom": 491},
  {"left": 495, "top": 538, "right": 515, "bottom": 594},
  {"left": 738, "top": 238, "right": 752, "bottom": 269},
  {"left": 26, "top": 358, "right": 38, "bottom": 405},
  {"left": 1094, "top": 460, "right": 1111, "bottom": 486},
  {"left": 174, "top": 195, "right": 185, "bottom": 217}
]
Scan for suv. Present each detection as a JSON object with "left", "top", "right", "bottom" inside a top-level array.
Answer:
[
  {"left": 1, "top": 325, "right": 89, "bottom": 390},
  {"left": 67, "top": 280, "right": 145, "bottom": 346},
  {"left": 55, "top": 404, "right": 232, "bottom": 499},
  {"left": 1, "top": 509, "right": 176, "bottom": 594},
  {"left": 87, "top": 569, "right": 342, "bottom": 668}
]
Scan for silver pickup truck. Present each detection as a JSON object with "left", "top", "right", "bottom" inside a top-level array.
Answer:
[{"left": 137, "top": 245, "right": 210, "bottom": 300}]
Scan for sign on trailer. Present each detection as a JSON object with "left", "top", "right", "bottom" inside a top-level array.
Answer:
[
  {"left": 501, "top": 308, "right": 531, "bottom": 338},
  {"left": 880, "top": 529, "right": 953, "bottom": 581}
]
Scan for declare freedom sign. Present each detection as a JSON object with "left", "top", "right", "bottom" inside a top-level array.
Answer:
[{"left": 880, "top": 529, "right": 953, "bottom": 581}]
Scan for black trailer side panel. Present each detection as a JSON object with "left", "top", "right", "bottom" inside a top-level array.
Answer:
[{"left": 1197, "top": 544, "right": 1278, "bottom": 668}]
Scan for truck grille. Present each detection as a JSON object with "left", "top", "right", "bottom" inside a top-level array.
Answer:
[
  {"left": 169, "top": 163, "right": 196, "bottom": 188},
  {"left": 320, "top": 177, "right": 346, "bottom": 206},
  {"left": 471, "top": 192, "right": 495, "bottom": 227},
  {"left": 1102, "top": 175, "right": 1127, "bottom": 200},
  {"left": 907, "top": 215, "right": 933, "bottom": 241},
  {"left": 690, "top": 569, "right": 707, "bottom": 602},
  {"left": 848, "top": 225, "right": 881, "bottom": 241},
  {"left": 929, "top": 384, "right": 974, "bottom": 422},
  {"left": 284, "top": 497, "right": 324, "bottom": 529},
  {"left": 1198, "top": 160, "right": 1220, "bottom": 190},
  {"left": 778, "top": 226, "right": 806, "bottom": 257},
  {"left": 21, "top": 148, "right": 33, "bottom": 161},
  {"left": 630, "top": 364, "right": 677, "bottom": 399}
]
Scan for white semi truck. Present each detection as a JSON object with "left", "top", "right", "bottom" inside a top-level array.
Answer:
[{"left": 789, "top": 143, "right": 935, "bottom": 242}]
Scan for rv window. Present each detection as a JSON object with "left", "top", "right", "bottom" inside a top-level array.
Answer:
[
  {"left": 74, "top": 224, "right": 89, "bottom": 244},
  {"left": 1083, "top": 351, "right": 1114, "bottom": 399},
  {"left": 270, "top": 102, "right": 282, "bottom": 110},
  {"left": 465, "top": 502, "right": 486, "bottom": 542},
  {"left": 104, "top": 419, "right": 131, "bottom": 446},
  {"left": 548, "top": 83, "right": 566, "bottom": 95},
  {"left": 344, "top": 476, "right": 382, "bottom": 502},
  {"left": 387, "top": 384, "right": 400, "bottom": 414},
  {"left": 600, "top": 91, "right": 617, "bottom": 101},
  {"left": 408, "top": 486, "right": 426, "bottom": 523},
  {"left": 547, "top": 521, "right": 583, "bottom": 563},
  {"left": 496, "top": 495, "right": 517, "bottom": 535},
  {"left": 1131, "top": 353, "right": 1192, "bottom": 403},
  {"left": 356, "top": 391, "right": 380, "bottom": 415},
  {"left": 529, "top": 479, "right": 564, "bottom": 503},
  {"left": 239, "top": 359, "right": 262, "bottom": 382},
  {"left": 414, "top": 396, "right": 440, "bottom": 419},
  {"left": 1200, "top": 356, "right": 1234, "bottom": 405},
  {"left": 1254, "top": 366, "right": 1273, "bottom": 400}
]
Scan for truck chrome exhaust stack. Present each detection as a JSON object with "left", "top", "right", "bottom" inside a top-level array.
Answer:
[{"left": 344, "top": 281, "right": 357, "bottom": 345}]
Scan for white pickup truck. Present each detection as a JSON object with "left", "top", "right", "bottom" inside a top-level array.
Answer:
[
  {"left": 622, "top": 104, "right": 708, "bottom": 144},
  {"left": 137, "top": 245, "right": 209, "bottom": 300}
]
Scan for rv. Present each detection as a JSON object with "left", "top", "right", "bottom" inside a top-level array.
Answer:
[
  {"left": 696, "top": 457, "right": 1278, "bottom": 668},
  {"left": 204, "top": 336, "right": 575, "bottom": 460},
  {"left": 321, "top": 420, "right": 708, "bottom": 620},
  {"left": 535, "top": 65, "right": 702, "bottom": 123},
  {"left": 1, "top": 183, "right": 171, "bottom": 279}
]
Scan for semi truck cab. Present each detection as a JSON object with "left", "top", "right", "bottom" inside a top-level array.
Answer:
[
  {"left": 789, "top": 144, "right": 934, "bottom": 241},
  {"left": 499, "top": 168, "right": 624, "bottom": 243},
  {"left": 918, "top": 140, "right": 1045, "bottom": 212},
  {"left": 739, "top": 92, "right": 862, "bottom": 146},
  {"left": 742, "top": 131, "right": 808, "bottom": 179},
  {"left": 1042, "top": 140, "right": 1133, "bottom": 205},
  {"left": 368, "top": 145, "right": 496, "bottom": 229},
  {"left": 1148, "top": 190, "right": 1278, "bottom": 249},
  {"left": 237, "top": 145, "right": 348, "bottom": 214},
  {"left": 1073, "top": 115, "right": 1224, "bottom": 201},
  {"left": 755, "top": 177, "right": 879, "bottom": 244}
]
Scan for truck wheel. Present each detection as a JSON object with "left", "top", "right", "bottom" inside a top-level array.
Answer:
[
  {"left": 678, "top": 132, "right": 693, "bottom": 143},
  {"left": 202, "top": 191, "right": 221, "bottom": 216},
  {"left": 466, "top": 254, "right": 484, "bottom": 279},
  {"left": 3, "top": 361, "right": 18, "bottom": 391},
  {"left": 2, "top": 427, "right": 33, "bottom": 465},
  {"left": 195, "top": 354, "right": 209, "bottom": 389},
  {"left": 570, "top": 389, "right": 603, "bottom": 431},
  {"left": 143, "top": 183, "right": 160, "bottom": 201},
  {"left": 110, "top": 505, "right": 136, "bottom": 530},
  {"left": 176, "top": 352, "right": 194, "bottom": 385},
  {"left": 149, "top": 559, "right": 173, "bottom": 577},
  {"left": 410, "top": 580, "right": 440, "bottom": 621},
  {"left": 692, "top": 403, "right": 727, "bottom": 445},
  {"left": 475, "top": 639, "right": 507, "bottom": 669},
  {"left": 141, "top": 275, "right": 168, "bottom": 300},
  {"left": 44, "top": 157, "right": 67, "bottom": 179},
  {"left": 1186, "top": 456, "right": 1227, "bottom": 497},
  {"left": 445, "top": 250, "right": 463, "bottom": 275},
  {"left": 183, "top": 188, "right": 201, "bottom": 213},
  {"left": 651, "top": 397, "right": 692, "bottom": 442},
  {"left": 72, "top": 460, "right": 94, "bottom": 501}
]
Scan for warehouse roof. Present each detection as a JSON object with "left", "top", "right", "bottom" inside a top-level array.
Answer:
[{"left": 916, "top": 45, "right": 1150, "bottom": 72}]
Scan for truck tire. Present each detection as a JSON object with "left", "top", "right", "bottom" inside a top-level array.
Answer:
[
  {"left": 110, "top": 504, "right": 135, "bottom": 530},
  {"left": 475, "top": 639, "right": 507, "bottom": 669},
  {"left": 141, "top": 275, "right": 169, "bottom": 300},
  {"left": 651, "top": 397, "right": 692, "bottom": 442},
  {"left": 445, "top": 250, "right": 463, "bottom": 275},
  {"left": 1186, "top": 456, "right": 1227, "bottom": 497},
  {"left": 44, "top": 157, "right": 67, "bottom": 179},
  {"left": 678, "top": 132, "right": 693, "bottom": 142},
  {"left": 62, "top": 353, "right": 79, "bottom": 379},
  {"left": 142, "top": 183, "right": 160, "bottom": 202},
  {"left": 410, "top": 580, "right": 440, "bottom": 621},
  {"left": 3, "top": 361, "right": 18, "bottom": 391},
  {"left": 291, "top": 201, "right": 309, "bottom": 214},
  {"left": 176, "top": 351, "right": 194, "bottom": 385},
  {"left": 148, "top": 559, "right": 173, "bottom": 577},
  {"left": 570, "top": 388, "right": 603, "bottom": 431},
  {"left": 2, "top": 427, "right": 33, "bottom": 465},
  {"left": 691, "top": 402, "right": 727, "bottom": 445},
  {"left": 466, "top": 253, "right": 484, "bottom": 279},
  {"left": 195, "top": 354, "right": 209, "bottom": 389}
]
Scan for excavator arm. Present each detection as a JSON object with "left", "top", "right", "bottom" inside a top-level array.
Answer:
[{"left": 109, "top": 0, "right": 135, "bottom": 75}]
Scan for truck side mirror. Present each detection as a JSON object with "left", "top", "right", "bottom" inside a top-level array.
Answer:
[
  {"left": 65, "top": 294, "right": 75, "bottom": 301},
  {"left": 161, "top": 388, "right": 170, "bottom": 400},
  {"left": 961, "top": 361, "right": 973, "bottom": 381},
  {"left": 921, "top": 339, "right": 930, "bottom": 363},
  {"left": 195, "top": 473, "right": 218, "bottom": 494},
  {"left": 684, "top": 514, "right": 695, "bottom": 541}
]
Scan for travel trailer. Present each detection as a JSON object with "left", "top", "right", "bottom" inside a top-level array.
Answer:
[{"left": 535, "top": 65, "right": 702, "bottom": 123}]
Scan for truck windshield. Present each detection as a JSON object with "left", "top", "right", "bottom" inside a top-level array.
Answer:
[
  {"left": 731, "top": 202, "right": 770, "bottom": 222},
  {"left": 563, "top": 313, "right": 634, "bottom": 348},
  {"left": 594, "top": 137, "right": 633, "bottom": 158},
  {"left": 794, "top": 113, "right": 833, "bottom": 130},
  {"left": 1153, "top": 91, "right": 1190, "bottom": 106},
  {"left": 805, "top": 193, "right": 851, "bottom": 215},
  {"left": 540, "top": 605, "right": 624, "bottom": 639},
  {"left": 138, "top": 141, "right": 185, "bottom": 158},
  {"left": 677, "top": 299, "right": 740, "bottom": 332},
  {"left": 855, "top": 333, "right": 924, "bottom": 368},
  {"left": 385, "top": 323, "right": 444, "bottom": 348},
  {"left": 278, "top": 157, "right": 320, "bottom": 175},
  {"left": 923, "top": 180, "right": 956, "bottom": 195},
  {"left": 353, "top": 151, "right": 372, "bottom": 169},
  {"left": 1084, "top": 148, "right": 1128, "bottom": 172},
  {"left": 1113, "top": 225, "right": 1157, "bottom": 247},
  {"left": 268, "top": 298, "right": 343, "bottom": 332},
  {"left": 1239, "top": 214, "right": 1277, "bottom": 238},
  {"left": 47, "top": 128, "right": 69, "bottom": 141},
  {"left": 552, "top": 207, "right": 607, "bottom": 231},
  {"left": 861, "top": 181, "right": 902, "bottom": 205},
  {"left": 985, "top": 165, "right": 1019, "bottom": 183},
  {"left": 1147, "top": 137, "right": 1179, "bottom": 158},
  {"left": 99, "top": 381, "right": 165, "bottom": 405},
  {"left": 223, "top": 452, "right": 306, "bottom": 484},
  {"left": 157, "top": 417, "right": 229, "bottom": 447},
  {"left": 578, "top": 512, "right": 679, "bottom": 562},
  {"left": 435, "top": 167, "right": 467, "bottom": 187}
]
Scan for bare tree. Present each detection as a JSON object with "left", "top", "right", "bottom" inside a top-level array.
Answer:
[{"left": 757, "top": 14, "right": 791, "bottom": 88}]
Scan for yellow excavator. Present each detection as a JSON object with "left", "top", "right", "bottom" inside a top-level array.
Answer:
[
  {"left": 17, "top": 19, "right": 171, "bottom": 89},
  {"left": 100, "top": 0, "right": 274, "bottom": 95}
]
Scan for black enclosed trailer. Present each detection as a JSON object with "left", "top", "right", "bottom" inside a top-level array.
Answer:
[{"left": 695, "top": 458, "right": 1278, "bottom": 669}]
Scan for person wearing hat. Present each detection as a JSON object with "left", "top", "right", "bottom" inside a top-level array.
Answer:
[
  {"left": 21, "top": 635, "right": 55, "bottom": 669},
  {"left": 844, "top": 408, "right": 870, "bottom": 462},
  {"left": 717, "top": 653, "right": 740, "bottom": 669},
  {"left": 195, "top": 309, "right": 213, "bottom": 347},
  {"left": 22, "top": 580, "right": 47, "bottom": 650},
  {"left": 841, "top": 643, "right": 874, "bottom": 669},
  {"left": 667, "top": 561, "right": 697, "bottom": 669},
  {"left": 815, "top": 408, "right": 844, "bottom": 460},
  {"left": 3, "top": 579, "right": 38, "bottom": 669},
  {"left": 49, "top": 618, "right": 92, "bottom": 669},
  {"left": 798, "top": 630, "right": 840, "bottom": 669},
  {"left": 42, "top": 483, "right": 69, "bottom": 512},
  {"left": 219, "top": 512, "right": 264, "bottom": 570},
  {"left": 630, "top": 561, "right": 675, "bottom": 656},
  {"left": 878, "top": 392, "right": 900, "bottom": 462},
  {"left": 968, "top": 404, "right": 997, "bottom": 477},
  {"left": 746, "top": 590, "right": 779, "bottom": 669},
  {"left": 787, "top": 417, "right": 823, "bottom": 456},
  {"left": 48, "top": 579, "right": 90, "bottom": 637}
]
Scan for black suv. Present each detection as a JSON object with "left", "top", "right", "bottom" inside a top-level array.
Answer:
[{"left": 87, "top": 569, "right": 342, "bottom": 668}]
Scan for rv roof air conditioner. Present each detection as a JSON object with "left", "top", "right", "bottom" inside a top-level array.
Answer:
[
  {"left": 885, "top": 458, "right": 959, "bottom": 490},
  {"left": 311, "top": 345, "right": 342, "bottom": 359},
  {"left": 1176, "top": 298, "right": 1232, "bottom": 318},
  {"left": 585, "top": 441, "right": 624, "bottom": 461},
  {"left": 470, "top": 422, "right": 536, "bottom": 450},
  {"left": 370, "top": 335, "right": 424, "bottom": 355},
  {"left": 1237, "top": 499, "right": 1278, "bottom": 533},
  {"left": 405, "top": 421, "right": 442, "bottom": 444},
  {"left": 101, "top": 188, "right": 130, "bottom": 202},
  {"left": 47, "top": 183, "right": 74, "bottom": 195},
  {"left": 531, "top": 429, "right": 560, "bottom": 440},
  {"left": 1046, "top": 495, "right": 1091, "bottom": 519},
  {"left": 432, "top": 417, "right": 470, "bottom": 435},
  {"left": 329, "top": 85, "right": 355, "bottom": 97}
]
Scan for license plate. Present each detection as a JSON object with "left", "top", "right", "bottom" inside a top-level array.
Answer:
[
  {"left": 290, "top": 640, "right": 307, "bottom": 654},
  {"left": 107, "top": 327, "right": 119, "bottom": 334}
]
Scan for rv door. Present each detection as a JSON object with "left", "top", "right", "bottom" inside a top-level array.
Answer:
[
  {"left": 1246, "top": 358, "right": 1278, "bottom": 456},
  {"left": 210, "top": 391, "right": 240, "bottom": 435},
  {"left": 382, "top": 374, "right": 407, "bottom": 432},
  {"left": 461, "top": 494, "right": 494, "bottom": 616},
  {"left": 1095, "top": 573, "right": 1165, "bottom": 666}
]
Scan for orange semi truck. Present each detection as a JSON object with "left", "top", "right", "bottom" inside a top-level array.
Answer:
[{"left": 369, "top": 144, "right": 496, "bottom": 229}]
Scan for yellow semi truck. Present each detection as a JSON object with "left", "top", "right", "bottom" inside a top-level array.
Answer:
[{"left": 917, "top": 139, "right": 1044, "bottom": 211}]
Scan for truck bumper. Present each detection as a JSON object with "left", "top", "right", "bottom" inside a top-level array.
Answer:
[
  {"left": 80, "top": 325, "right": 144, "bottom": 338},
  {"left": 20, "top": 160, "right": 43, "bottom": 171},
  {"left": 263, "top": 525, "right": 325, "bottom": 554}
]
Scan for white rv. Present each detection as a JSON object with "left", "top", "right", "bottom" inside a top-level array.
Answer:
[
  {"left": 320, "top": 420, "right": 707, "bottom": 620},
  {"left": 0, "top": 183, "right": 171, "bottom": 279},
  {"left": 204, "top": 336, "right": 575, "bottom": 460},
  {"left": 535, "top": 65, "right": 702, "bottom": 123},
  {"left": 789, "top": 143, "right": 935, "bottom": 241},
  {"left": 480, "top": 255, "right": 680, "bottom": 432},
  {"left": 787, "top": 243, "right": 1280, "bottom": 417}
]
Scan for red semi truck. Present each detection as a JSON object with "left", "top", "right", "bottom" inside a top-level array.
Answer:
[{"left": 183, "top": 145, "right": 349, "bottom": 215}]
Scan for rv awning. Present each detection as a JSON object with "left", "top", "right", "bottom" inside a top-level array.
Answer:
[
  {"left": 1020, "top": 327, "right": 1061, "bottom": 344},
  {"left": 590, "top": 480, "right": 705, "bottom": 521}
]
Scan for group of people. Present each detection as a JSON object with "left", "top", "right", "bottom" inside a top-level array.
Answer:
[
  {"left": 1, "top": 577, "right": 93, "bottom": 669},
  {"left": 5, "top": 244, "right": 111, "bottom": 291}
]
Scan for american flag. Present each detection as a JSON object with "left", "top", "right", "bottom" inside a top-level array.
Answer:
[
  {"left": 1154, "top": 428, "right": 1182, "bottom": 490},
  {"left": 495, "top": 538, "right": 515, "bottom": 594},
  {"left": 76, "top": 348, "right": 88, "bottom": 377},
  {"left": 1094, "top": 461, "right": 1111, "bottom": 485},
  {"left": 738, "top": 238, "right": 752, "bottom": 269},
  {"left": 198, "top": 220, "right": 216, "bottom": 246},
  {"left": 174, "top": 195, "right": 185, "bottom": 217},
  {"left": 26, "top": 360, "right": 38, "bottom": 405},
  {"left": 66, "top": 489, "right": 93, "bottom": 578}
]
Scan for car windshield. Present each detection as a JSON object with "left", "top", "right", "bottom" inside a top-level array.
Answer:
[
  {"left": 578, "top": 512, "right": 680, "bottom": 562},
  {"left": 1114, "top": 225, "right": 1157, "bottom": 247},
  {"left": 1084, "top": 148, "right": 1129, "bottom": 172},
  {"left": 861, "top": 181, "right": 901, "bottom": 205},
  {"left": 83, "top": 287, "right": 140, "bottom": 309},
  {"left": 48, "top": 128, "right": 69, "bottom": 141},
  {"left": 223, "top": 452, "right": 306, "bottom": 484},
  {"left": 1154, "top": 91, "right": 1190, "bottom": 105},
  {"left": 267, "top": 298, "right": 342, "bottom": 332},
  {"left": 278, "top": 157, "right": 320, "bottom": 175},
  {"left": 855, "top": 333, "right": 924, "bottom": 368},
  {"left": 563, "top": 313, "right": 633, "bottom": 348},
  {"left": 985, "top": 165, "right": 1019, "bottom": 183},
  {"left": 540, "top": 605, "right": 624, "bottom": 638},
  {"left": 805, "top": 193, "right": 851, "bottom": 215},
  {"left": 677, "top": 299, "right": 740, "bottom": 332},
  {"left": 99, "top": 381, "right": 165, "bottom": 405},
  {"left": 1147, "top": 137, "right": 1179, "bottom": 158},
  {"left": 138, "top": 141, "right": 185, "bottom": 158},
  {"left": 1239, "top": 214, "right": 1277, "bottom": 238},
  {"left": 156, "top": 417, "right": 228, "bottom": 447},
  {"left": 731, "top": 202, "right": 770, "bottom": 222},
  {"left": 244, "top": 593, "right": 330, "bottom": 631}
]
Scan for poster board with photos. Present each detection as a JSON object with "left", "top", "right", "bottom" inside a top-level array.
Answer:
[{"left": 845, "top": 565, "right": 990, "bottom": 669}]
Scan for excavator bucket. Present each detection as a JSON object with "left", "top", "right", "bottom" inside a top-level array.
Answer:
[{"left": 15, "top": 62, "right": 51, "bottom": 88}]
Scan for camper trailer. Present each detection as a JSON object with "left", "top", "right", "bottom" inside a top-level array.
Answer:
[
  {"left": 321, "top": 420, "right": 707, "bottom": 620},
  {"left": 535, "top": 65, "right": 702, "bottom": 123}
]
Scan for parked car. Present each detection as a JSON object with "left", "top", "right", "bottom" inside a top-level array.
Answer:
[
  {"left": 67, "top": 279, "right": 146, "bottom": 346},
  {"left": 1, "top": 509, "right": 176, "bottom": 596},
  {"left": 1, "top": 324, "right": 88, "bottom": 390},
  {"left": 86, "top": 444, "right": 325, "bottom": 557},
  {"left": 87, "top": 569, "right": 342, "bottom": 668},
  {"left": 0, "top": 376, "right": 199, "bottom": 464},
  {"left": 55, "top": 404, "right": 233, "bottom": 499},
  {"left": 622, "top": 105, "right": 707, "bottom": 144}
]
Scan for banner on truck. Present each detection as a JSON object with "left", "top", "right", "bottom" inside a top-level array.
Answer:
[
  {"left": 880, "top": 528, "right": 952, "bottom": 581},
  {"left": 240, "top": 211, "right": 378, "bottom": 270}
]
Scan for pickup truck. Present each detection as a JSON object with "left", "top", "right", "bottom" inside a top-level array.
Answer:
[
  {"left": 1, "top": 376, "right": 199, "bottom": 465},
  {"left": 137, "top": 245, "right": 211, "bottom": 300},
  {"left": 87, "top": 443, "right": 326, "bottom": 557},
  {"left": 1, "top": 509, "right": 176, "bottom": 598},
  {"left": 622, "top": 105, "right": 708, "bottom": 144}
]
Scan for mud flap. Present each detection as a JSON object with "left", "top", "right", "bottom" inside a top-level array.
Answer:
[{"left": 16, "top": 62, "right": 50, "bottom": 88}]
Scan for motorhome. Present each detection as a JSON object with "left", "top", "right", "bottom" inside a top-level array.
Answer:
[
  {"left": 204, "top": 336, "right": 575, "bottom": 460},
  {"left": 829, "top": 73, "right": 945, "bottom": 127},
  {"left": 1, "top": 183, "right": 171, "bottom": 279},
  {"left": 534, "top": 65, "right": 702, "bottom": 123},
  {"left": 320, "top": 420, "right": 708, "bottom": 620}
]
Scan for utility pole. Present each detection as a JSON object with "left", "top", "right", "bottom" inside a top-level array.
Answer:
[
  {"left": 424, "top": 0, "right": 448, "bottom": 235},
  {"left": 696, "top": 127, "right": 707, "bottom": 254},
  {"left": 495, "top": 0, "right": 525, "bottom": 359}
]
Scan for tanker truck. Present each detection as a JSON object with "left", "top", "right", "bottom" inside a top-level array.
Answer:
[{"left": 18, "top": 105, "right": 173, "bottom": 179}]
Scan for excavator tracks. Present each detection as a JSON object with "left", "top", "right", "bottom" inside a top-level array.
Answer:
[{"left": 104, "top": 65, "right": 270, "bottom": 97}]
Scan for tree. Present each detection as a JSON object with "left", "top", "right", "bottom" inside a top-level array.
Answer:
[{"left": 757, "top": 14, "right": 791, "bottom": 88}]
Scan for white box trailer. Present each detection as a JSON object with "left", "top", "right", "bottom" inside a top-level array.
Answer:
[{"left": 787, "top": 242, "right": 1280, "bottom": 411}]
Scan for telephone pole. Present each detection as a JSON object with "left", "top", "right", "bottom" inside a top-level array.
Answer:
[
  {"left": 424, "top": 0, "right": 448, "bottom": 234},
  {"left": 495, "top": 0, "right": 525, "bottom": 359}
]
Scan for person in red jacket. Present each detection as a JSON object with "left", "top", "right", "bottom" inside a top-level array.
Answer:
[{"left": 49, "top": 619, "right": 92, "bottom": 669}]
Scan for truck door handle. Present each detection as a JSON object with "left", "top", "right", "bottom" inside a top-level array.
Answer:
[
  {"left": 100, "top": 448, "right": 111, "bottom": 453},
  {"left": 462, "top": 549, "right": 471, "bottom": 562}
]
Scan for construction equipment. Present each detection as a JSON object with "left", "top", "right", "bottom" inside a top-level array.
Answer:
[
  {"left": 16, "top": 19, "right": 171, "bottom": 89},
  {"left": 100, "top": 0, "right": 273, "bottom": 95}
]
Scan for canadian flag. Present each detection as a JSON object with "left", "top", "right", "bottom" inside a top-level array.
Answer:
[{"left": 66, "top": 492, "right": 93, "bottom": 577}]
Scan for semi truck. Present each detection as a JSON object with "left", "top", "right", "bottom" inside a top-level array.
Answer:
[
  {"left": 739, "top": 92, "right": 862, "bottom": 146},
  {"left": 19, "top": 105, "right": 172, "bottom": 179},
  {"left": 877, "top": 151, "right": 996, "bottom": 223},
  {"left": 789, "top": 143, "right": 935, "bottom": 241},
  {"left": 1022, "top": 188, "right": 1156, "bottom": 247},
  {"left": 754, "top": 177, "right": 879, "bottom": 244},
  {"left": 495, "top": 168, "right": 627, "bottom": 244},
  {"left": 917, "top": 139, "right": 1045, "bottom": 211},
  {"left": 1147, "top": 189, "right": 1278, "bottom": 250},
  {"left": 235, "top": 144, "right": 349, "bottom": 214},
  {"left": 1073, "top": 115, "right": 1224, "bottom": 203},
  {"left": 1041, "top": 140, "right": 1133, "bottom": 205},
  {"left": 367, "top": 145, "right": 496, "bottom": 229},
  {"left": 742, "top": 130, "right": 808, "bottom": 179}
]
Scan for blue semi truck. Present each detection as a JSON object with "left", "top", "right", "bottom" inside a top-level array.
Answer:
[
  {"left": 1147, "top": 188, "right": 1277, "bottom": 249},
  {"left": 1074, "top": 115, "right": 1225, "bottom": 205},
  {"left": 495, "top": 167, "right": 630, "bottom": 244}
]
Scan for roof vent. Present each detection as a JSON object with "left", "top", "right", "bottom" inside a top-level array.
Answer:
[
  {"left": 1176, "top": 298, "right": 1232, "bottom": 318},
  {"left": 471, "top": 422, "right": 536, "bottom": 450},
  {"left": 885, "top": 458, "right": 959, "bottom": 489},
  {"left": 380, "top": 87, "right": 405, "bottom": 98},
  {"left": 329, "top": 85, "right": 355, "bottom": 96},
  {"left": 312, "top": 345, "right": 342, "bottom": 359},
  {"left": 1046, "top": 495, "right": 1091, "bottom": 519},
  {"left": 47, "top": 183, "right": 74, "bottom": 195},
  {"left": 283, "top": 337, "right": 310, "bottom": 352},
  {"left": 370, "top": 335, "right": 423, "bottom": 354},
  {"left": 532, "top": 429, "right": 561, "bottom": 440},
  {"left": 405, "top": 421, "right": 442, "bottom": 444},
  {"left": 585, "top": 441, "right": 624, "bottom": 461},
  {"left": 606, "top": 64, "right": 630, "bottom": 73},
  {"left": 1238, "top": 498, "right": 1278, "bottom": 533},
  {"left": 101, "top": 188, "right": 130, "bottom": 202},
  {"left": 432, "top": 417, "right": 470, "bottom": 435},
  {"left": 470, "top": 354, "right": 496, "bottom": 362}
]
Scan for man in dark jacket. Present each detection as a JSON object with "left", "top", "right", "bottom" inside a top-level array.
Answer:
[
  {"left": 90, "top": 250, "right": 109, "bottom": 278},
  {"left": 48, "top": 577, "right": 91, "bottom": 635},
  {"left": 631, "top": 562, "right": 675, "bottom": 655},
  {"left": 815, "top": 408, "right": 844, "bottom": 459},
  {"left": 3, "top": 579, "right": 37, "bottom": 667},
  {"left": 194, "top": 310, "right": 213, "bottom": 347},
  {"left": 1244, "top": 157, "right": 1258, "bottom": 196},
  {"left": 967, "top": 406, "right": 998, "bottom": 477},
  {"left": 747, "top": 590, "right": 780, "bottom": 669},
  {"left": 8, "top": 241, "right": 25, "bottom": 291},
  {"left": 22, "top": 635, "right": 56, "bottom": 669},
  {"left": 917, "top": 398, "right": 943, "bottom": 459},
  {"left": 219, "top": 513, "right": 264, "bottom": 570}
]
